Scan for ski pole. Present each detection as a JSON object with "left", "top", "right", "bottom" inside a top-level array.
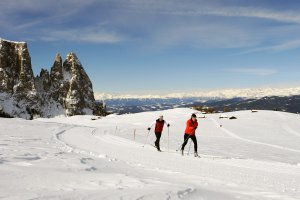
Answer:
[
  {"left": 176, "top": 135, "right": 191, "bottom": 152},
  {"left": 168, "top": 127, "right": 170, "bottom": 152},
  {"left": 187, "top": 140, "right": 192, "bottom": 155},
  {"left": 142, "top": 129, "right": 151, "bottom": 148}
]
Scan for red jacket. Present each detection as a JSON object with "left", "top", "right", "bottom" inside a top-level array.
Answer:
[
  {"left": 155, "top": 119, "right": 165, "bottom": 133},
  {"left": 185, "top": 119, "right": 198, "bottom": 135}
]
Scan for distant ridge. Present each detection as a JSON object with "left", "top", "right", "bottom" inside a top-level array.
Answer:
[{"left": 95, "top": 86, "right": 300, "bottom": 100}]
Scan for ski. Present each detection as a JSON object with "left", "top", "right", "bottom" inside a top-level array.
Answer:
[
  {"left": 149, "top": 143, "right": 162, "bottom": 152},
  {"left": 180, "top": 151, "right": 201, "bottom": 158}
]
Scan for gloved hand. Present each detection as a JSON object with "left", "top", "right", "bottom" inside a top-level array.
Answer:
[
  {"left": 167, "top": 124, "right": 170, "bottom": 127},
  {"left": 147, "top": 127, "right": 151, "bottom": 131}
]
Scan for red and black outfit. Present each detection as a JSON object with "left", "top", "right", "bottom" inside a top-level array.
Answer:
[
  {"left": 149, "top": 119, "right": 169, "bottom": 151},
  {"left": 181, "top": 118, "right": 198, "bottom": 153}
]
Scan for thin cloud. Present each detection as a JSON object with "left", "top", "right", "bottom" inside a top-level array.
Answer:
[
  {"left": 39, "top": 27, "right": 123, "bottom": 44},
  {"left": 236, "top": 40, "right": 300, "bottom": 55},
  {"left": 225, "top": 68, "right": 279, "bottom": 76},
  {"left": 0, "top": 0, "right": 97, "bottom": 14},
  {"left": 0, "top": 0, "right": 98, "bottom": 30},
  {"left": 107, "top": 1, "right": 300, "bottom": 50},
  {"left": 149, "top": 23, "right": 261, "bottom": 49},
  {"left": 2, "top": 0, "right": 300, "bottom": 50},
  {"left": 195, "top": 7, "right": 300, "bottom": 24},
  {"left": 110, "top": 0, "right": 300, "bottom": 24},
  {"left": 3, "top": 0, "right": 300, "bottom": 26}
]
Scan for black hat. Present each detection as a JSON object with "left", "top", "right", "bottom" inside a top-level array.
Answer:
[{"left": 191, "top": 113, "right": 197, "bottom": 118}]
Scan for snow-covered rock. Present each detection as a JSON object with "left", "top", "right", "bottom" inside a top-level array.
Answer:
[
  {"left": 0, "top": 39, "right": 39, "bottom": 119},
  {"left": 61, "top": 52, "right": 97, "bottom": 116},
  {"left": 0, "top": 39, "right": 105, "bottom": 119}
]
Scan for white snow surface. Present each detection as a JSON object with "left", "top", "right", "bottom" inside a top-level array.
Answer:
[
  {"left": 95, "top": 86, "right": 300, "bottom": 100},
  {"left": 1, "top": 108, "right": 300, "bottom": 199},
  {"left": 0, "top": 38, "right": 26, "bottom": 45}
]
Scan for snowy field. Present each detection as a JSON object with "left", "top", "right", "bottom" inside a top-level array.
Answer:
[{"left": 0, "top": 108, "right": 300, "bottom": 199}]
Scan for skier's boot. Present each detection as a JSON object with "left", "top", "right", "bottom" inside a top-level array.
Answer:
[
  {"left": 157, "top": 145, "right": 161, "bottom": 152},
  {"left": 181, "top": 149, "right": 184, "bottom": 156},
  {"left": 194, "top": 152, "right": 200, "bottom": 157},
  {"left": 154, "top": 141, "right": 161, "bottom": 151}
]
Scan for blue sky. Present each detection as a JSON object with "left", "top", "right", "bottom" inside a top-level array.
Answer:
[{"left": 1, "top": 0, "right": 300, "bottom": 93}]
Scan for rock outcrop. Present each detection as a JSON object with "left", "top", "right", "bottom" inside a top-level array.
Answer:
[
  {"left": 0, "top": 38, "right": 106, "bottom": 119},
  {"left": 61, "top": 53, "right": 96, "bottom": 115},
  {"left": 0, "top": 39, "right": 40, "bottom": 119}
]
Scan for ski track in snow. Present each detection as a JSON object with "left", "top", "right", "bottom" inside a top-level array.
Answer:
[
  {"left": 209, "top": 118, "right": 300, "bottom": 153},
  {"left": 1, "top": 109, "right": 300, "bottom": 199},
  {"left": 282, "top": 125, "right": 300, "bottom": 138},
  {"left": 57, "top": 111, "right": 300, "bottom": 199},
  {"left": 52, "top": 125, "right": 203, "bottom": 199},
  {"left": 274, "top": 112, "right": 300, "bottom": 138},
  {"left": 55, "top": 127, "right": 207, "bottom": 200}
]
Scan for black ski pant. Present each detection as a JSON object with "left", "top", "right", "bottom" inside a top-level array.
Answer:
[
  {"left": 155, "top": 132, "right": 162, "bottom": 150},
  {"left": 181, "top": 133, "right": 197, "bottom": 152}
]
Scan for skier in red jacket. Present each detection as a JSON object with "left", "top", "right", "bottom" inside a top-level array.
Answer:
[
  {"left": 181, "top": 113, "right": 199, "bottom": 157},
  {"left": 148, "top": 115, "right": 170, "bottom": 151}
]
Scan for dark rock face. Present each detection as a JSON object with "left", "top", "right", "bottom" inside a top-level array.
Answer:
[
  {"left": 50, "top": 53, "right": 64, "bottom": 103},
  {"left": 61, "top": 53, "right": 96, "bottom": 115},
  {"left": 0, "top": 39, "right": 105, "bottom": 119},
  {"left": 0, "top": 39, "right": 39, "bottom": 119},
  {"left": 0, "top": 40, "right": 36, "bottom": 94},
  {"left": 36, "top": 69, "right": 51, "bottom": 93}
]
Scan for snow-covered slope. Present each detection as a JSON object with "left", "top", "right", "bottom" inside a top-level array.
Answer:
[
  {"left": 1, "top": 109, "right": 300, "bottom": 199},
  {"left": 95, "top": 86, "right": 300, "bottom": 100}
]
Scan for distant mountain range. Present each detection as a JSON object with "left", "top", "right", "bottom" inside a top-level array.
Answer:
[
  {"left": 95, "top": 87, "right": 300, "bottom": 114},
  {"left": 101, "top": 95, "right": 300, "bottom": 114},
  {"left": 95, "top": 86, "right": 300, "bottom": 100},
  {"left": 101, "top": 98, "right": 198, "bottom": 114},
  {"left": 199, "top": 95, "right": 300, "bottom": 114}
]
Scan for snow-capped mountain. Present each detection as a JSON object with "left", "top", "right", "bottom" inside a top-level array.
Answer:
[
  {"left": 95, "top": 87, "right": 300, "bottom": 114},
  {"left": 199, "top": 95, "right": 300, "bottom": 114},
  {"left": 0, "top": 38, "right": 105, "bottom": 119},
  {"left": 102, "top": 95, "right": 300, "bottom": 114},
  {"left": 102, "top": 97, "right": 199, "bottom": 114},
  {"left": 95, "top": 86, "right": 300, "bottom": 100}
]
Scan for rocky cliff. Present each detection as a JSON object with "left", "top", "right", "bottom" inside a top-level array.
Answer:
[{"left": 0, "top": 38, "right": 105, "bottom": 119}]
